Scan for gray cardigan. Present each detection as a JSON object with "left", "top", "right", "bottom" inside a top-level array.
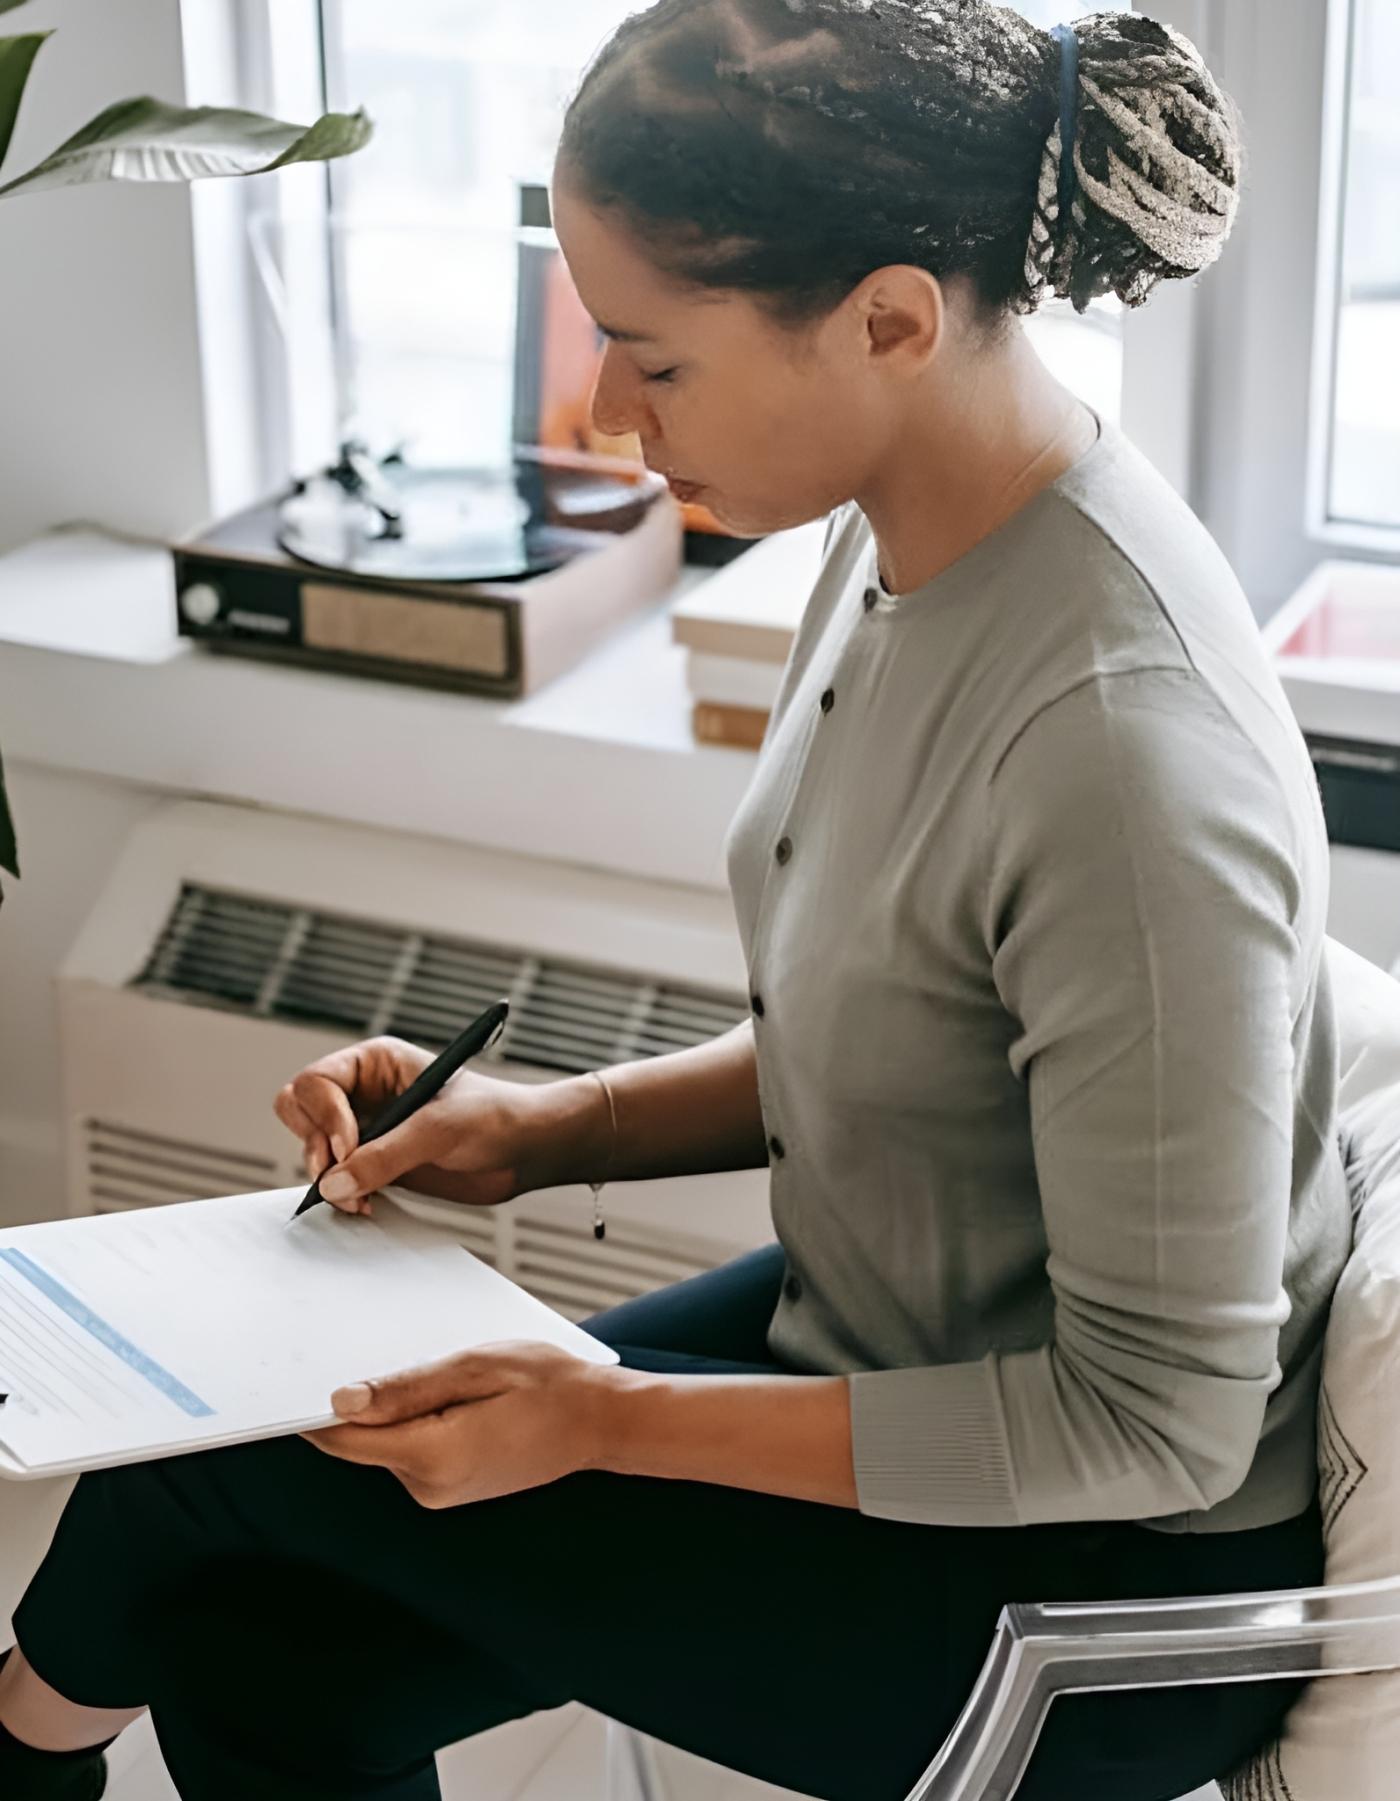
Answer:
[{"left": 724, "top": 415, "right": 1352, "bottom": 1534}]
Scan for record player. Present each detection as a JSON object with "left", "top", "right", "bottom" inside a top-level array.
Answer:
[
  {"left": 172, "top": 442, "right": 680, "bottom": 700},
  {"left": 171, "top": 180, "right": 709, "bottom": 700}
]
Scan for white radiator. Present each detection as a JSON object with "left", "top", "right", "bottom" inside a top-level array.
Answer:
[{"left": 56, "top": 799, "right": 773, "bottom": 1322}]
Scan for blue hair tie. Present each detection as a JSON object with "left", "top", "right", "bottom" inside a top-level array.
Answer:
[{"left": 1049, "top": 23, "right": 1080, "bottom": 218}]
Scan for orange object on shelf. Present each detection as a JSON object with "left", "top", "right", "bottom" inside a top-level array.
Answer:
[{"left": 692, "top": 700, "right": 770, "bottom": 750}]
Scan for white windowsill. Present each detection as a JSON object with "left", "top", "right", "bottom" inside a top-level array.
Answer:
[{"left": 0, "top": 527, "right": 758, "bottom": 893}]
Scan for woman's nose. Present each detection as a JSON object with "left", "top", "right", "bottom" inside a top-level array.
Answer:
[{"left": 590, "top": 345, "right": 646, "bottom": 440}]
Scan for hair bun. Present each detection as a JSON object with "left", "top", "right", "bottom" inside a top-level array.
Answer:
[{"left": 1022, "top": 12, "right": 1242, "bottom": 314}]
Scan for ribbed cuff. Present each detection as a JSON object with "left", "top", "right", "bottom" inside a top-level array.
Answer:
[{"left": 848, "top": 1357, "right": 1019, "bottom": 1526}]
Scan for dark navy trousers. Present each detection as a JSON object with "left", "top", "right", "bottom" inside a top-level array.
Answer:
[{"left": 11, "top": 1242, "right": 1321, "bottom": 1801}]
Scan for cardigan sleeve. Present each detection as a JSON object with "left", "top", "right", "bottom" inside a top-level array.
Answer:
[{"left": 846, "top": 667, "right": 1301, "bottom": 1526}]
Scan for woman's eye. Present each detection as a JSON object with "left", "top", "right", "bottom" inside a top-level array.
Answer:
[{"left": 643, "top": 367, "right": 679, "bottom": 385}]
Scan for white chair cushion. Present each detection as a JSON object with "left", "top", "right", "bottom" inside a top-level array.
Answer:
[{"left": 1222, "top": 937, "right": 1400, "bottom": 1801}]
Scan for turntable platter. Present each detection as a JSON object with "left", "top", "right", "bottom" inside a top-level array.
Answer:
[{"left": 277, "top": 465, "right": 560, "bottom": 583}]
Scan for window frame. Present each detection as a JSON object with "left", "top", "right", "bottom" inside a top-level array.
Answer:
[
  {"left": 218, "top": 0, "right": 341, "bottom": 492},
  {"left": 1163, "top": 0, "right": 1399, "bottom": 616},
  {"left": 1305, "top": 0, "right": 1400, "bottom": 559}
]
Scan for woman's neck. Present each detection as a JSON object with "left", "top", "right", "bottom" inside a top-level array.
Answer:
[{"left": 857, "top": 327, "right": 1100, "bottom": 597}]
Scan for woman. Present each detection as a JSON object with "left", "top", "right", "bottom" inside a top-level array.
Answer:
[{"left": 0, "top": 5, "right": 1353, "bottom": 1799}]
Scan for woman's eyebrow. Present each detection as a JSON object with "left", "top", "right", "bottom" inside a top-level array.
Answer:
[{"left": 597, "top": 323, "right": 658, "bottom": 343}]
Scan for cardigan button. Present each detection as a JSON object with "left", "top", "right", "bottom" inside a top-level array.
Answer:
[
  {"left": 820, "top": 686, "right": 835, "bottom": 714},
  {"left": 863, "top": 585, "right": 879, "bottom": 612},
  {"left": 751, "top": 993, "right": 765, "bottom": 1018},
  {"left": 769, "top": 1134, "right": 786, "bottom": 1159},
  {"left": 775, "top": 836, "right": 792, "bottom": 865}
]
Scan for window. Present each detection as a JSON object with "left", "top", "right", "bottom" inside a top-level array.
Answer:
[
  {"left": 1313, "top": 0, "right": 1400, "bottom": 544},
  {"left": 254, "top": 0, "right": 1127, "bottom": 479},
  {"left": 308, "top": 2, "right": 635, "bottom": 469}
]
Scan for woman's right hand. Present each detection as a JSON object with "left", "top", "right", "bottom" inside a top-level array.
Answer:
[{"left": 273, "top": 1035, "right": 541, "bottom": 1216}]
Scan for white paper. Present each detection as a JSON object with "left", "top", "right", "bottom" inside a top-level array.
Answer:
[{"left": 0, "top": 1187, "right": 616, "bottom": 1479}]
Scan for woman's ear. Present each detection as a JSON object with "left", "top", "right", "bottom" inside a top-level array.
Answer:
[{"left": 858, "top": 263, "right": 945, "bottom": 376}]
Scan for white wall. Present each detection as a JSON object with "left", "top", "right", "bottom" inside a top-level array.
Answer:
[
  {"left": 0, "top": 0, "right": 214, "bottom": 555},
  {"left": 0, "top": 0, "right": 228, "bottom": 1222},
  {"left": 0, "top": 763, "right": 165, "bottom": 1225}
]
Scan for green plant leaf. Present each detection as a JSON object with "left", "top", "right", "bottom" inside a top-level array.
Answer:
[
  {"left": 0, "top": 741, "right": 19, "bottom": 909},
  {"left": 0, "top": 97, "right": 372, "bottom": 199},
  {"left": 0, "top": 1, "right": 34, "bottom": 15},
  {"left": 0, "top": 30, "right": 50, "bottom": 171}
]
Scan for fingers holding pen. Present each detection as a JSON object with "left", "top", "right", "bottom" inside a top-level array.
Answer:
[{"left": 275, "top": 1081, "right": 371, "bottom": 1213}]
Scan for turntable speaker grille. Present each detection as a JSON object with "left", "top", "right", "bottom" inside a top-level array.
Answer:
[{"left": 302, "top": 582, "right": 510, "bottom": 679}]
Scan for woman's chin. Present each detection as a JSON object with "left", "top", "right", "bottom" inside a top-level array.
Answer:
[
  {"left": 708, "top": 498, "right": 817, "bottom": 541},
  {"left": 695, "top": 493, "right": 767, "bottom": 537}
]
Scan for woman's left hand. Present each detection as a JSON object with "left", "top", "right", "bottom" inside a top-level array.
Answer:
[{"left": 299, "top": 1340, "right": 617, "bottom": 1509}]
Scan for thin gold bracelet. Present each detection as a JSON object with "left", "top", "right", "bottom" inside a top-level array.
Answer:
[{"left": 586, "top": 1069, "right": 617, "bottom": 1241}]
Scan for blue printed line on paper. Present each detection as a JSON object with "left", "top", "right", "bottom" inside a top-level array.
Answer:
[{"left": 0, "top": 1249, "right": 215, "bottom": 1418}]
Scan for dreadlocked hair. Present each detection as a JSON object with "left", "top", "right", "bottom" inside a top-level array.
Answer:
[{"left": 558, "top": 0, "right": 1242, "bottom": 327}]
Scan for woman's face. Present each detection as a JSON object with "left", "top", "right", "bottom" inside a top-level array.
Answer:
[{"left": 550, "top": 162, "right": 912, "bottom": 537}]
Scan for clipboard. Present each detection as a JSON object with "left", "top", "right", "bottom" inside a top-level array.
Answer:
[{"left": 0, "top": 1185, "right": 618, "bottom": 1481}]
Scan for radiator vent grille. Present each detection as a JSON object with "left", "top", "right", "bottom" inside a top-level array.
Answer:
[
  {"left": 438, "top": 1207, "right": 498, "bottom": 1272},
  {"left": 85, "top": 1119, "right": 280, "bottom": 1213},
  {"left": 508, "top": 1214, "right": 717, "bottom": 1321},
  {"left": 134, "top": 883, "right": 747, "bottom": 1074}
]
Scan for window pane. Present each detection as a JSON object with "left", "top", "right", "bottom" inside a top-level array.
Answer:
[
  {"left": 324, "top": 2, "right": 636, "bottom": 466},
  {"left": 320, "top": 0, "right": 1123, "bottom": 467},
  {"left": 1328, "top": 0, "right": 1400, "bottom": 531}
]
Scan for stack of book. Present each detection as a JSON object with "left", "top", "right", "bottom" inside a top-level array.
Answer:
[{"left": 670, "top": 519, "right": 828, "bottom": 749}]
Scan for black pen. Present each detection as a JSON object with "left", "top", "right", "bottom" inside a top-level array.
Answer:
[{"left": 290, "top": 1000, "right": 510, "bottom": 1221}]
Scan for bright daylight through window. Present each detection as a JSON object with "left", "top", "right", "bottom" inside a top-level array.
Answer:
[
  {"left": 312, "top": 1, "right": 1126, "bottom": 472},
  {"left": 1322, "top": 0, "right": 1400, "bottom": 536}
]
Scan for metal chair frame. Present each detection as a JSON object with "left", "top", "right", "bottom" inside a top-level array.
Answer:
[{"left": 606, "top": 1572, "right": 1400, "bottom": 1800}]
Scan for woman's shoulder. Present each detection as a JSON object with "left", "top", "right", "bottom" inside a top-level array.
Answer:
[{"left": 1048, "top": 419, "right": 1252, "bottom": 626}]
